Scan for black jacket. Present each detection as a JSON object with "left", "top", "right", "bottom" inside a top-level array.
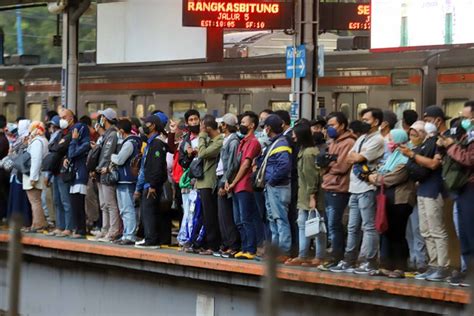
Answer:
[
  {"left": 144, "top": 137, "right": 168, "bottom": 190},
  {"left": 178, "top": 133, "right": 196, "bottom": 169}
]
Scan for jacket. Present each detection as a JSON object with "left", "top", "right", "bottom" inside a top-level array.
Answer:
[
  {"left": 136, "top": 134, "right": 168, "bottom": 192},
  {"left": 322, "top": 131, "right": 356, "bottom": 193},
  {"left": 113, "top": 135, "right": 141, "bottom": 184},
  {"left": 283, "top": 127, "right": 298, "bottom": 185},
  {"left": 196, "top": 132, "right": 223, "bottom": 190},
  {"left": 97, "top": 126, "right": 118, "bottom": 171},
  {"left": 263, "top": 135, "right": 292, "bottom": 187},
  {"left": 446, "top": 136, "right": 474, "bottom": 184},
  {"left": 23, "top": 136, "right": 48, "bottom": 190},
  {"left": 48, "top": 128, "right": 73, "bottom": 177},
  {"left": 67, "top": 123, "right": 91, "bottom": 186},
  {"left": 373, "top": 164, "right": 416, "bottom": 206},
  {"left": 297, "top": 147, "right": 324, "bottom": 210},
  {"left": 218, "top": 132, "right": 240, "bottom": 189},
  {"left": 178, "top": 133, "right": 197, "bottom": 169}
]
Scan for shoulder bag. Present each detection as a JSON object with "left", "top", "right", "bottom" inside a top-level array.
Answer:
[{"left": 375, "top": 176, "right": 389, "bottom": 234}]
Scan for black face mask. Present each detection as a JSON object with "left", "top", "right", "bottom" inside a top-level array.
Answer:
[
  {"left": 239, "top": 125, "right": 249, "bottom": 135},
  {"left": 142, "top": 125, "right": 151, "bottom": 136},
  {"left": 188, "top": 125, "right": 200, "bottom": 134},
  {"left": 360, "top": 122, "right": 371, "bottom": 134},
  {"left": 313, "top": 132, "right": 325, "bottom": 145},
  {"left": 140, "top": 133, "right": 148, "bottom": 142}
]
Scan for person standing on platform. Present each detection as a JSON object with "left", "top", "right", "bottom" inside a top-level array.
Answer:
[
  {"left": 134, "top": 115, "right": 168, "bottom": 249},
  {"left": 95, "top": 108, "right": 121, "bottom": 242},
  {"left": 196, "top": 115, "right": 223, "bottom": 255},
  {"left": 0, "top": 115, "right": 10, "bottom": 222},
  {"left": 330, "top": 108, "right": 385, "bottom": 274},
  {"left": 226, "top": 111, "right": 262, "bottom": 260},
  {"left": 215, "top": 113, "right": 241, "bottom": 258},
  {"left": 67, "top": 122, "right": 91, "bottom": 239}
]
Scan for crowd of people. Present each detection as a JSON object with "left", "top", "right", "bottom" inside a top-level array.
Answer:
[{"left": 0, "top": 102, "right": 472, "bottom": 287}]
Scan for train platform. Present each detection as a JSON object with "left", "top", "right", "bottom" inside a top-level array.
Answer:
[{"left": 0, "top": 230, "right": 471, "bottom": 315}]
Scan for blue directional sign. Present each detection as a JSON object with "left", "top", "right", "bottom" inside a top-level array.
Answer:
[{"left": 286, "top": 45, "right": 306, "bottom": 79}]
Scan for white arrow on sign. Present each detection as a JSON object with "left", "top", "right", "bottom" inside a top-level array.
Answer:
[{"left": 299, "top": 57, "right": 305, "bottom": 76}]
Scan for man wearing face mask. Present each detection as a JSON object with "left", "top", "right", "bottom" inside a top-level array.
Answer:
[
  {"left": 320, "top": 112, "right": 356, "bottom": 269},
  {"left": 225, "top": 111, "right": 262, "bottom": 260},
  {"left": 310, "top": 116, "right": 327, "bottom": 153},
  {"left": 437, "top": 102, "right": 474, "bottom": 286},
  {"left": 399, "top": 105, "right": 450, "bottom": 282},
  {"left": 47, "top": 109, "right": 76, "bottom": 237},
  {"left": 95, "top": 108, "right": 120, "bottom": 243},
  {"left": 134, "top": 115, "right": 168, "bottom": 248},
  {"left": 331, "top": 108, "right": 385, "bottom": 274}
]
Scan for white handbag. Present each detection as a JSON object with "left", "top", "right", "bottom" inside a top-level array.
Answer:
[{"left": 305, "top": 209, "right": 327, "bottom": 238}]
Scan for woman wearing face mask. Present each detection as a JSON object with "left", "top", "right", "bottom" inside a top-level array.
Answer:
[
  {"left": 367, "top": 129, "right": 416, "bottom": 278},
  {"left": 23, "top": 121, "right": 50, "bottom": 232}
]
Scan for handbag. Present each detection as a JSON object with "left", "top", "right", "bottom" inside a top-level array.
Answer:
[
  {"left": 13, "top": 150, "right": 32, "bottom": 175},
  {"left": 101, "top": 163, "right": 119, "bottom": 186},
  {"left": 305, "top": 209, "right": 326, "bottom": 238},
  {"left": 189, "top": 157, "right": 204, "bottom": 180},
  {"left": 375, "top": 176, "right": 389, "bottom": 234},
  {"left": 61, "top": 161, "right": 76, "bottom": 183}
]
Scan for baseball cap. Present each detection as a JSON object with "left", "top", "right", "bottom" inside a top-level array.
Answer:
[
  {"left": 310, "top": 115, "right": 327, "bottom": 127},
  {"left": 424, "top": 105, "right": 450, "bottom": 120},
  {"left": 263, "top": 114, "right": 283, "bottom": 132},
  {"left": 98, "top": 108, "right": 117, "bottom": 121},
  {"left": 154, "top": 111, "right": 169, "bottom": 127},
  {"left": 216, "top": 113, "right": 238, "bottom": 127},
  {"left": 142, "top": 115, "right": 163, "bottom": 131},
  {"left": 48, "top": 115, "right": 60, "bottom": 128}
]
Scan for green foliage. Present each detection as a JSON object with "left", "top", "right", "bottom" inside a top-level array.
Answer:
[{"left": 0, "top": 6, "right": 96, "bottom": 64}]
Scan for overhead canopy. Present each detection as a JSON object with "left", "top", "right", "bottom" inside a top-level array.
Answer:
[{"left": 0, "top": 0, "right": 47, "bottom": 10}]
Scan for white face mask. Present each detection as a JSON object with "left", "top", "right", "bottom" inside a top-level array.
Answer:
[
  {"left": 59, "top": 119, "right": 69, "bottom": 130},
  {"left": 424, "top": 122, "right": 438, "bottom": 136}
]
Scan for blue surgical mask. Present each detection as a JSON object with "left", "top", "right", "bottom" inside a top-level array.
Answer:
[
  {"left": 327, "top": 126, "right": 338, "bottom": 139},
  {"left": 461, "top": 119, "right": 472, "bottom": 131}
]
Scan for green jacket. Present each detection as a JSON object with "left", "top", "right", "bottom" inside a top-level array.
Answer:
[
  {"left": 196, "top": 132, "right": 223, "bottom": 189},
  {"left": 297, "top": 146, "right": 324, "bottom": 210}
]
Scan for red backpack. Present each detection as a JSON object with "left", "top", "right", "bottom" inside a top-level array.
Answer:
[{"left": 171, "top": 151, "right": 184, "bottom": 184}]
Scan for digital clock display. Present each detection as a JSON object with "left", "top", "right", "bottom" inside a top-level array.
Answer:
[
  {"left": 182, "top": 0, "right": 294, "bottom": 29},
  {"left": 320, "top": 3, "right": 371, "bottom": 31}
]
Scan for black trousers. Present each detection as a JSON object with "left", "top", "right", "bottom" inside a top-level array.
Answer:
[
  {"left": 199, "top": 188, "right": 221, "bottom": 251},
  {"left": 380, "top": 203, "right": 413, "bottom": 271},
  {"left": 218, "top": 193, "right": 240, "bottom": 251},
  {"left": 141, "top": 188, "right": 163, "bottom": 245},
  {"left": 70, "top": 193, "right": 86, "bottom": 235}
]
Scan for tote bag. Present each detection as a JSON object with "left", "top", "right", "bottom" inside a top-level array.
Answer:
[
  {"left": 375, "top": 176, "right": 388, "bottom": 234},
  {"left": 305, "top": 209, "right": 327, "bottom": 238}
]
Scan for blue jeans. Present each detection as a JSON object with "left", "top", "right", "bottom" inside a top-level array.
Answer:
[
  {"left": 177, "top": 191, "right": 193, "bottom": 246},
  {"left": 406, "top": 205, "right": 429, "bottom": 270},
  {"left": 52, "top": 176, "right": 65, "bottom": 229},
  {"left": 116, "top": 184, "right": 137, "bottom": 241},
  {"left": 233, "top": 191, "right": 257, "bottom": 254},
  {"left": 56, "top": 176, "right": 73, "bottom": 231},
  {"left": 324, "top": 192, "right": 350, "bottom": 261},
  {"left": 297, "top": 209, "right": 327, "bottom": 259},
  {"left": 265, "top": 184, "right": 292, "bottom": 255},
  {"left": 345, "top": 191, "right": 378, "bottom": 264}
]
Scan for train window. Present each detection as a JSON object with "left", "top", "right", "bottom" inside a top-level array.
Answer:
[
  {"left": 3, "top": 103, "right": 17, "bottom": 122},
  {"left": 391, "top": 100, "right": 416, "bottom": 120},
  {"left": 27, "top": 103, "right": 42, "bottom": 122},
  {"left": 147, "top": 104, "right": 156, "bottom": 114},
  {"left": 357, "top": 103, "right": 368, "bottom": 116},
  {"left": 135, "top": 104, "right": 145, "bottom": 118},
  {"left": 243, "top": 104, "right": 252, "bottom": 112},
  {"left": 271, "top": 101, "right": 291, "bottom": 112},
  {"left": 171, "top": 101, "right": 207, "bottom": 120},
  {"left": 340, "top": 103, "right": 351, "bottom": 121},
  {"left": 86, "top": 101, "right": 118, "bottom": 115},
  {"left": 443, "top": 99, "right": 467, "bottom": 122},
  {"left": 336, "top": 92, "right": 367, "bottom": 120},
  {"left": 228, "top": 103, "right": 238, "bottom": 115}
]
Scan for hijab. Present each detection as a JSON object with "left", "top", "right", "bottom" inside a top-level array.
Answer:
[{"left": 379, "top": 129, "right": 409, "bottom": 174}]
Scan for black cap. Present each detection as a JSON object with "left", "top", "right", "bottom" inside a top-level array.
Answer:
[
  {"left": 424, "top": 105, "right": 451, "bottom": 120},
  {"left": 263, "top": 114, "right": 283, "bottom": 133},
  {"left": 311, "top": 115, "right": 327, "bottom": 127},
  {"left": 142, "top": 115, "right": 163, "bottom": 131}
]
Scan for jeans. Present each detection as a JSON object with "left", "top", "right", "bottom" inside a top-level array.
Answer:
[
  {"left": 177, "top": 192, "right": 193, "bottom": 245},
  {"left": 265, "top": 184, "right": 292, "bottom": 255},
  {"left": 324, "top": 191, "right": 350, "bottom": 261},
  {"left": 52, "top": 176, "right": 65, "bottom": 229},
  {"left": 345, "top": 191, "right": 378, "bottom": 264},
  {"left": 233, "top": 191, "right": 258, "bottom": 254},
  {"left": 406, "top": 205, "right": 428, "bottom": 270},
  {"left": 116, "top": 184, "right": 137, "bottom": 241},
  {"left": 57, "top": 176, "right": 73, "bottom": 231},
  {"left": 297, "top": 209, "right": 327, "bottom": 259}
]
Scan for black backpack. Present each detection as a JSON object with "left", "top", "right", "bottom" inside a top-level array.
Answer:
[
  {"left": 86, "top": 144, "right": 102, "bottom": 172},
  {"left": 188, "top": 157, "right": 204, "bottom": 180}
]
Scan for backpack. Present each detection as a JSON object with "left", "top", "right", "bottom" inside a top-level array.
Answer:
[
  {"left": 130, "top": 152, "right": 143, "bottom": 178},
  {"left": 442, "top": 153, "right": 470, "bottom": 192},
  {"left": 41, "top": 152, "right": 62, "bottom": 173},
  {"left": 172, "top": 151, "right": 184, "bottom": 184},
  {"left": 189, "top": 157, "right": 204, "bottom": 180},
  {"left": 86, "top": 144, "right": 102, "bottom": 172}
]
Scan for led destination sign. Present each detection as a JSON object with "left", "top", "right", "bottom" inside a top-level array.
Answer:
[
  {"left": 182, "top": 0, "right": 294, "bottom": 29},
  {"left": 319, "top": 3, "right": 371, "bottom": 31}
]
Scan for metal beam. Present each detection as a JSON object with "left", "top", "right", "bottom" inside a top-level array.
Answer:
[{"left": 0, "top": 1, "right": 47, "bottom": 10}]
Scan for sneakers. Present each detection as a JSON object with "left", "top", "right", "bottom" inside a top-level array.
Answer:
[
  {"left": 318, "top": 260, "right": 339, "bottom": 271},
  {"left": 448, "top": 271, "right": 470, "bottom": 287},
  {"left": 134, "top": 242, "right": 160, "bottom": 249},
  {"left": 353, "top": 262, "right": 377, "bottom": 275},
  {"left": 221, "top": 250, "right": 239, "bottom": 259},
  {"left": 426, "top": 267, "right": 450, "bottom": 282},
  {"left": 70, "top": 233, "right": 86, "bottom": 239},
  {"left": 414, "top": 266, "right": 437, "bottom": 280},
  {"left": 114, "top": 239, "right": 135, "bottom": 246},
  {"left": 98, "top": 237, "right": 113, "bottom": 243},
  {"left": 329, "top": 260, "right": 355, "bottom": 273},
  {"left": 235, "top": 252, "right": 256, "bottom": 260},
  {"left": 199, "top": 249, "right": 214, "bottom": 256}
]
